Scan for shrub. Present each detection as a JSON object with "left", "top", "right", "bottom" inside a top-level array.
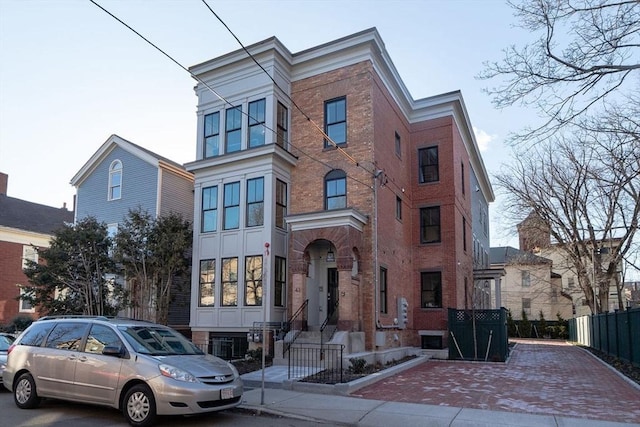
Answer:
[
  {"left": 7, "top": 315, "right": 33, "bottom": 334},
  {"left": 348, "top": 357, "right": 368, "bottom": 374}
]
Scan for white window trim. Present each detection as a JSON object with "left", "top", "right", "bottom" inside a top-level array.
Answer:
[
  {"left": 19, "top": 287, "right": 35, "bottom": 313},
  {"left": 108, "top": 159, "right": 123, "bottom": 201}
]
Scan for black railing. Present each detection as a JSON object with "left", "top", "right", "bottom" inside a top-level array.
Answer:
[
  {"left": 283, "top": 299, "right": 309, "bottom": 356},
  {"left": 320, "top": 299, "right": 339, "bottom": 347},
  {"left": 287, "top": 343, "right": 344, "bottom": 383}
]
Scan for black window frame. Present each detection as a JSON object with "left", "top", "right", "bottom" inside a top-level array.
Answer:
[
  {"left": 324, "top": 96, "right": 347, "bottom": 148},
  {"left": 421, "top": 271, "right": 442, "bottom": 308},
  {"left": 276, "top": 179, "right": 287, "bottom": 229},
  {"left": 248, "top": 98, "right": 266, "bottom": 148},
  {"left": 274, "top": 256, "right": 286, "bottom": 307},
  {"left": 395, "top": 132, "right": 401, "bottom": 157},
  {"left": 418, "top": 146, "right": 439, "bottom": 183},
  {"left": 420, "top": 206, "right": 441, "bottom": 244},
  {"left": 221, "top": 257, "right": 238, "bottom": 307},
  {"left": 379, "top": 266, "right": 388, "bottom": 313},
  {"left": 246, "top": 177, "right": 264, "bottom": 227},
  {"left": 204, "top": 112, "right": 220, "bottom": 158},
  {"left": 325, "top": 169, "right": 347, "bottom": 210},
  {"left": 223, "top": 182, "right": 240, "bottom": 230},
  {"left": 225, "top": 105, "right": 242, "bottom": 153},
  {"left": 244, "top": 255, "right": 263, "bottom": 306},
  {"left": 199, "top": 259, "right": 215, "bottom": 307},
  {"left": 201, "top": 186, "right": 218, "bottom": 233},
  {"left": 276, "top": 102, "right": 288, "bottom": 148}
]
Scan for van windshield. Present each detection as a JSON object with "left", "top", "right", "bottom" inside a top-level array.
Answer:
[{"left": 119, "top": 326, "right": 204, "bottom": 356}]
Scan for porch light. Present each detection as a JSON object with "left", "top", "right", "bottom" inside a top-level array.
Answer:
[{"left": 326, "top": 248, "right": 335, "bottom": 262}]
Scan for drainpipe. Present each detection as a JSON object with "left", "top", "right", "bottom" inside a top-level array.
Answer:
[{"left": 374, "top": 169, "right": 396, "bottom": 330}]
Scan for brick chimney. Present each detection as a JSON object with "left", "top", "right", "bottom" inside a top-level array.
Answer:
[{"left": 0, "top": 172, "right": 7, "bottom": 195}]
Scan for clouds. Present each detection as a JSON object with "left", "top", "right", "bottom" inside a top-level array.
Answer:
[{"left": 473, "top": 126, "right": 497, "bottom": 152}]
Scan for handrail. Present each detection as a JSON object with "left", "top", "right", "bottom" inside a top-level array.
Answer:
[
  {"left": 283, "top": 299, "right": 309, "bottom": 355},
  {"left": 320, "top": 299, "right": 339, "bottom": 347}
]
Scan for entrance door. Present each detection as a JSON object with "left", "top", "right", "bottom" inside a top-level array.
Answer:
[{"left": 327, "top": 268, "right": 338, "bottom": 322}]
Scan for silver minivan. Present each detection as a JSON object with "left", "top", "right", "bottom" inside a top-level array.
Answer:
[{"left": 2, "top": 316, "right": 243, "bottom": 427}]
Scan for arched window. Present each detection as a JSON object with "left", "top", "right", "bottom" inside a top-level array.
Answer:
[
  {"left": 325, "top": 169, "right": 346, "bottom": 210},
  {"left": 109, "top": 160, "right": 122, "bottom": 200}
]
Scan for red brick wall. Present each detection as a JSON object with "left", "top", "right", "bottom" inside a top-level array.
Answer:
[
  {"left": 0, "top": 240, "right": 36, "bottom": 325},
  {"left": 288, "top": 60, "right": 474, "bottom": 349}
]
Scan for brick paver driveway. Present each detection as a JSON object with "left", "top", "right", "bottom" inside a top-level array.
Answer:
[{"left": 352, "top": 339, "right": 640, "bottom": 424}]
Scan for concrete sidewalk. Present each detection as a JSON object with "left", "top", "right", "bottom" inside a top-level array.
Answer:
[
  {"left": 238, "top": 340, "right": 640, "bottom": 426},
  {"left": 239, "top": 387, "right": 633, "bottom": 426}
]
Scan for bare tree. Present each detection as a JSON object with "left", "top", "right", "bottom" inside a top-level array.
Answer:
[
  {"left": 496, "top": 110, "right": 639, "bottom": 313},
  {"left": 480, "top": 0, "right": 640, "bottom": 142}
]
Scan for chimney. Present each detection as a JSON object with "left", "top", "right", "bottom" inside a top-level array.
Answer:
[{"left": 0, "top": 172, "right": 7, "bottom": 195}]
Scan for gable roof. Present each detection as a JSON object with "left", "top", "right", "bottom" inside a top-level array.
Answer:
[
  {"left": 0, "top": 194, "right": 73, "bottom": 234},
  {"left": 490, "top": 246, "right": 552, "bottom": 266},
  {"left": 70, "top": 134, "right": 192, "bottom": 187}
]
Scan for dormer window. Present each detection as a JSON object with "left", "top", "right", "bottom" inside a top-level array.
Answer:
[{"left": 109, "top": 160, "right": 122, "bottom": 200}]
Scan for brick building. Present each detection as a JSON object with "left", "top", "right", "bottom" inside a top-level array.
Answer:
[
  {"left": 186, "top": 28, "right": 493, "bottom": 357},
  {"left": 0, "top": 172, "right": 74, "bottom": 326}
]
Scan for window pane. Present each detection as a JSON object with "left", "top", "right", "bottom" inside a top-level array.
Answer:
[
  {"left": 205, "top": 135, "right": 219, "bottom": 158},
  {"left": 222, "top": 258, "right": 238, "bottom": 306},
  {"left": 244, "top": 256, "right": 263, "bottom": 306},
  {"left": 277, "top": 102, "right": 288, "bottom": 147},
  {"left": 202, "top": 186, "right": 217, "bottom": 232},
  {"left": 224, "top": 182, "right": 240, "bottom": 230},
  {"left": 327, "top": 123, "right": 346, "bottom": 144},
  {"left": 276, "top": 179, "right": 287, "bottom": 229},
  {"left": 275, "top": 256, "right": 286, "bottom": 307},
  {"left": 325, "top": 171, "right": 347, "bottom": 210},
  {"left": 199, "top": 259, "right": 215, "bottom": 306},
  {"left": 226, "top": 130, "right": 242, "bottom": 152},
  {"left": 419, "top": 147, "right": 439, "bottom": 183},
  {"left": 46, "top": 323, "right": 85, "bottom": 350},
  {"left": 420, "top": 207, "right": 441, "bottom": 243},
  {"left": 421, "top": 272, "right": 442, "bottom": 308},
  {"left": 325, "top": 97, "right": 346, "bottom": 146},
  {"left": 249, "top": 126, "right": 265, "bottom": 147}
]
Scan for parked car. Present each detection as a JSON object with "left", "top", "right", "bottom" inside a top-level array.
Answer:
[
  {"left": 2, "top": 316, "right": 242, "bottom": 426},
  {"left": 0, "top": 332, "right": 16, "bottom": 384}
]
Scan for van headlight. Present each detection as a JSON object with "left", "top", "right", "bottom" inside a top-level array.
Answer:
[{"left": 159, "top": 364, "right": 197, "bottom": 383}]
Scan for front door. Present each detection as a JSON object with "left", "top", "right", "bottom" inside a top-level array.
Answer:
[{"left": 327, "top": 268, "right": 338, "bottom": 323}]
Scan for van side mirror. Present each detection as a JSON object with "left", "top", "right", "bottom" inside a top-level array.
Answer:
[{"left": 102, "top": 345, "right": 124, "bottom": 358}]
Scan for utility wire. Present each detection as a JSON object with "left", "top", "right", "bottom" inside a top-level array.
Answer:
[{"left": 89, "top": 0, "right": 373, "bottom": 190}]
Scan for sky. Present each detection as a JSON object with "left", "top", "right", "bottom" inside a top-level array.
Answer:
[{"left": 0, "top": 0, "right": 533, "bottom": 246}]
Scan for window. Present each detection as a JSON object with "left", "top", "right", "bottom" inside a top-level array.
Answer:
[
  {"left": 521, "top": 270, "right": 531, "bottom": 287},
  {"left": 420, "top": 206, "right": 441, "bottom": 243},
  {"left": 246, "top": 177, "right": 264, "bottom": 227},
  {"left": 276, "top": 179, "right": 287, "bottom": 229},
  {"left": 204, "top": 112, "right": 220, "bottom": 158},
  {"left": 109, "top": 160, "right": 122, "bottom": 200},
  {"left": 221, "top": 258, "right": 238, "bottom": 306},
  {"left": 522, "top": 298, "right": 531, "bottom": 316},
  {"left": 199, "top": 259, "right": 215, "bottom": 307},
  {"left": 244, "top": 256, "right": 263, "bottom": 306},
  {"left": 395, "top": 132, "right": 401, "bottom": 157},
  {"left": 461, "top": 162, "right": 465, "bottom": 194},
  {"left": 201, "top": 186, "right": 218, "bottom": 232},
  {"left": 379, "top": 267, "right": 388, "bottom": 313},
  {"left": 19, "top": 288, "right": 34, "bottom": 313},
  {"left": 46, "top": 323, "right": 86, "bottom": 351},
  {"left": 276, "top": 102, "right": 288, "bottom": 148},
  {"left": 225, "top": 105, "right": 242, "bottom": 153},
  {"left": 418, "top": 147, "right": 438, "bottom": 183},
  {"left": 324, "top": 97, "right": 346, "bottom": 147},
  {"left": 275, "top": 256, "right": 286, "bottom": 307},
  {"left": 18, "top": 322, "right": 53, "bottom": 346},
  {"left": 396, "top": 196, "right": 402, "bottom": 220},
  {"left": 223, "top": 182, "right": 240, "bottom": 230},
  {"left": 85, "top": 324, "right": 122, "bottom": 354},
  {"left": 325, "top": 169, "right": 346, "bottom": 210},
  {"left": 567, "top": 277, "right": 575, "bottom": 288},
  {"left": 248, "top": 99, "right": 266, "bottom": 148},
  {"left": 22, "top": 245, "right": 37, "bottom": 270},
  {"left": 421, "top": 272, "right": 442, "bottom": 308},
  {"left": 463, "top": 216, "right": 467, "bottom": 252}
]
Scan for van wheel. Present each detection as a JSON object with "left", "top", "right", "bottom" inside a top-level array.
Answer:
[
  {"left": 14, "top": 373, "right": 41, "bottom": 409},
  {"left": 123, "top": 384, "right": 157, "bottom": 427}
]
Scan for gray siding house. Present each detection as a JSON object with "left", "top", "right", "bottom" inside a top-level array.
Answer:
[{"left": 70, "top": 134, "right": 194, "bottom": 330}]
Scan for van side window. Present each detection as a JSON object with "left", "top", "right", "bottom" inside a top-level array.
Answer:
[
  {"left": 85, "top": 324, "right": 123, "bottom": 354},
  {"left": 18, "top": 322, "right": 54, "bottom": 347},
  {"left": 45, "top": 323, "right": 87, "bottom": 351}
]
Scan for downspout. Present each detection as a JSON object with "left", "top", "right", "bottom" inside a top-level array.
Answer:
[{"left": 374, "top": 170, "right": 396, "bottom": 330}]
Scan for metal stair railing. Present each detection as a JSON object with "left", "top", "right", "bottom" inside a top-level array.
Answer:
[
  {"left": 283, "top": 298, "right": 309, "bottom": 356},
  {"left": 320, "top": 299, "right": 339, "bottom": 347}
]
